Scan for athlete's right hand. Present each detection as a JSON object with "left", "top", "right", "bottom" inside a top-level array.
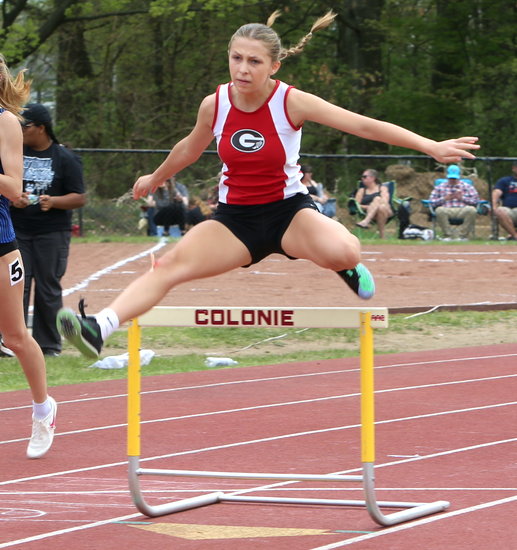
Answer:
[{"left": 133, "top": 174, "right": 162, "bottom": 200}]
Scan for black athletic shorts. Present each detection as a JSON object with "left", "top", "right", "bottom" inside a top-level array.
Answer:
[
  {"left": 212, "top": 193, "right": 319, "bottom": 266},
  {"left": 0, "top": 240, "right": 18, "bottom": 258}
]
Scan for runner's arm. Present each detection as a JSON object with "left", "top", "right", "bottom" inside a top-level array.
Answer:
[{"left": 287, "top": 89, "right": 479, "bottom": 164}]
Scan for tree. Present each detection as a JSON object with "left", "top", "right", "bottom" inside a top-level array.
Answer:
[{"left": 2, "top": 0, "right": 515, "bottom": 197}]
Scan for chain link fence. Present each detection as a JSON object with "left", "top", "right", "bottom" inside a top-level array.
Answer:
[{"left": 72, "top": 149, "right": 517, "bottom": 239}]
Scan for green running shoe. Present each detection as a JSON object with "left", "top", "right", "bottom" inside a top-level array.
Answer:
[
  {"left": 56, "top": 299, "right": 103, "bottom": 359},
  {"left": 337, "top": 263, "right": 375, "bottom": 299}
]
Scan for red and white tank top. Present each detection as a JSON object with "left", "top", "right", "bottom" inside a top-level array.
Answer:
[{"left": 212, "top": 80, "right": 307, "bottom": 205}]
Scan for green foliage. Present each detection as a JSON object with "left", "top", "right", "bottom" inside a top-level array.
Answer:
[{"left": 0, "top": 0, "right": 514, "bottom": 181}]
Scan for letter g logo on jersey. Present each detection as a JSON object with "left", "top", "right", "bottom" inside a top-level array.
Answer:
[{"left": 230, "top": 129, "right": 265, "bottom": 153}]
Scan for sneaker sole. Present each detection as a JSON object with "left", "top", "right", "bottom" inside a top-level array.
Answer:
[
  {"left": 356, "top": 264, "right": 375, "bottom": 300},
  {"left": 57, "top": 309, "right": 100, "bottom": 359}
]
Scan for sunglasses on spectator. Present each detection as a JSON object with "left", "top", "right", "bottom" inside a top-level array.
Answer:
[{"left": 21, "top": 121, "right": 35, "bottom": 128}]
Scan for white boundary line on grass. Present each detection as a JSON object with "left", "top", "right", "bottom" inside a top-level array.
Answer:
[
  {"left": 62, "top": 241, "right": 167, "bottom": 297},
  {"left": 26, "top": 242, "right": 167, "bottom": 316}
]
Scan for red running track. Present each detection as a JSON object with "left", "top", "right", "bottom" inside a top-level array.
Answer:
[{"left": 1, "top": 343, "right": 516, "bottom": 549}]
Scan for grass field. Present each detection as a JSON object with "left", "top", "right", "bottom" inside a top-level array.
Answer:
[{"left": 1, "top": 309, "right": 514, "bottom": 393}]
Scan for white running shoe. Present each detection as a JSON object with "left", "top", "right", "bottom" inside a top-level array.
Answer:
[
  {"left": 27, "top": 396, "right": 57, "bottom": 459},
  {"left": 0, "top": 337, "right": 15, "bottom": 357}
]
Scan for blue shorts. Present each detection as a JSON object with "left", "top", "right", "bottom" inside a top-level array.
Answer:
[
  {"left": 213, "top": 193, "right": 319, "bottom": 266},
  {"left": 0, "top": 240, "right": 17, "bottom": 258}
]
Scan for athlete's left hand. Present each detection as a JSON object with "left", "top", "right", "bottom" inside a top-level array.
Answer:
[{"left": 429, "top": 137, "right": 480, "bottom": 163}]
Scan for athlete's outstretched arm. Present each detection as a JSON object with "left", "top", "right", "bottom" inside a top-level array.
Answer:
[
  {"left": 287, "top": 89, "right": 479, "bottom": 164},
  {"left": 133, "top": 95, "right": 216, "bottom": 200}
]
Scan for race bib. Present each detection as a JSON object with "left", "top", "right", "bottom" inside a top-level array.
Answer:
[{"left": 8, "top": 257, "right": 24, "bottom": 286}]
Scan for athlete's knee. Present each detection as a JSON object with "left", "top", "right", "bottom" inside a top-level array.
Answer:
[
  {"left": 2, "top": 329, "right": 32, "bottom": 356},
  {"left": 149, "top": 254, "right": 184, "bottom": 287},
  {"left": 151, "top": 247, "right": 205, "bottom": 287},
  {"left": 320, "top": 239, "right": 361, "bottom": 271}
]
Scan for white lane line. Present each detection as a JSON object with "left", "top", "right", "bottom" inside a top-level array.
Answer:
[
  {"left": 1, "top": 439, "right": 516, "bottom": 548},
  {"left": 433, "top": 251, "right": 517, "bottom": 256},
  {"left": 27, "top": 242, "right": 167, "bottom": 315},
  {"left": 311, "top": 494, "right": 517, "bottom": 549},
  {"left": 4, "top": 487, "right": 516, "bottom": 496},
  {"left": 0, "top": 511, "right": 142, "bottom": 549},
  {"left": 2, "top": 373, "right": 516, "bottom": 447},
  {"left": 1, "top": 410, "right": 516, "bottom": 488},
  {"left": 3, "top": 352, "right": 516, "bottom": 414}
]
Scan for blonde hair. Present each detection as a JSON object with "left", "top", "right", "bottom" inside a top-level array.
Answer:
[
  {"left": 189, "top": 196, "right": 213, "bottom": 217},
  {"left": 229, "top": 10, "right": 336, "bottom": 63},
  {"left": 0, "top": 54, "right": 31, "bottom": 119}
]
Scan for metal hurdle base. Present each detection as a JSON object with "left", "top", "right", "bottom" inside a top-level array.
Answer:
[
  {"left": 128, "top": 457, "right": 449, "bottom": 525},
  {"left": 126, "top": 307, "right": 450, "bottom": 527}
]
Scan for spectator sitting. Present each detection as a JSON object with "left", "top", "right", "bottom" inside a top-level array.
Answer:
[
  {"left": 354, "top": 169, "right": 393, "bottom": 239},
  {"left": 428, "top": 164, "right": 479, "bottom": 241},
  {"left": 300, "top": 164, "right": 335, "bottom": 217},
  {"left": 152, "top": 176, "right": 188, "bottom": 236},
  {"left": 492, "top": 161, "right": 517, "bottom": 241},
  {"left": 139, "top": 194, "right": 157, "bottom": 236}
]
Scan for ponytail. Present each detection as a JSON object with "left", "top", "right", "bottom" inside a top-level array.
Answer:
[{"left": 229, "top": 10, "right": 336, "bottom": 64}]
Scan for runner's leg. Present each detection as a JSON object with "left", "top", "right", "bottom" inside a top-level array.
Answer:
[
  {"left": 281, "top": 208, "right": 361, "bottom": 270},
  {"left": 281, "top": 208, "right": 374, "bottom": 299},
  {"left": 99, "top": 219, "right": 249, "bottom": 325},
  {"left": 0, "top": 250, "right": 48, "bottom": 403}
]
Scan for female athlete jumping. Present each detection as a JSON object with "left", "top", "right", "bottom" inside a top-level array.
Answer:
[{"left": 57, "top": 11, "right": 479, "bottom": 359}]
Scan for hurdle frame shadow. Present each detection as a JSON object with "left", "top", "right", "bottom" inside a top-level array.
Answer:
[{"left": 126, "top": 306, "right": 449, "bottom": 526}]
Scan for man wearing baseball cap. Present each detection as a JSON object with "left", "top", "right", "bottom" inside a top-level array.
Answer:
[
  {"left": 427, "top": 164, "right": 480, "bottom": 240},
  {"left": 10, "top": 103, "right": 86, "bottom": 356},
  {"left": 492, "top": 162, "right": 517, "bottom": 241}
]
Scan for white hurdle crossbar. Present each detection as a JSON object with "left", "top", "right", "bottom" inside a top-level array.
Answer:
[{"left": 127, "top": 306, "right": 449, "bottom": 526}]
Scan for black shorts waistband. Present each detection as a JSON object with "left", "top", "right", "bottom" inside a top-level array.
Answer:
[{"left": 0, "top": 240, "right": 18, "bottom": 257}]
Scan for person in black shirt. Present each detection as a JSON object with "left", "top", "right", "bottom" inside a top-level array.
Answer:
[{"left": 10, "top": 103, "right": 86, "bottom": 356}]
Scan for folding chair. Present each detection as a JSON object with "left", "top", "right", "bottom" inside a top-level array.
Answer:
[{"left": 347, "top": 180, "right": 412, "bottom": 234}]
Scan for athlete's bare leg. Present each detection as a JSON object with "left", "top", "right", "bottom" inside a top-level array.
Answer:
[
  {"left": 0, "top": 250, "right": 48, "bottom": 403},
  {"left": 281, "top": 208, "right": 374, "bottom": 299},
  {"left": 281, "top": 208, "right": 361, "bottom": 270},
  {"left": 108, "top": 219, "right": 251, "bottom": 325}
]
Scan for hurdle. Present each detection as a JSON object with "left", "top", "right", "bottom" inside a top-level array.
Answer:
[{"left": 127, "top": 306, "right": 449, "bottom": 526}]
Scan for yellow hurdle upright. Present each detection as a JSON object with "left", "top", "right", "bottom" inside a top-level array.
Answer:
[
  {"left": 126, "top": 306, "right": 449, "bottom": 525},
  {"left": 127, "top": 320, "right": 141, "bottom": 458}
]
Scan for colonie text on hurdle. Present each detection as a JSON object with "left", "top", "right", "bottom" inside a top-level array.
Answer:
[{"left": 193, "top": 308, "right": 387, "bottom": 327}]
